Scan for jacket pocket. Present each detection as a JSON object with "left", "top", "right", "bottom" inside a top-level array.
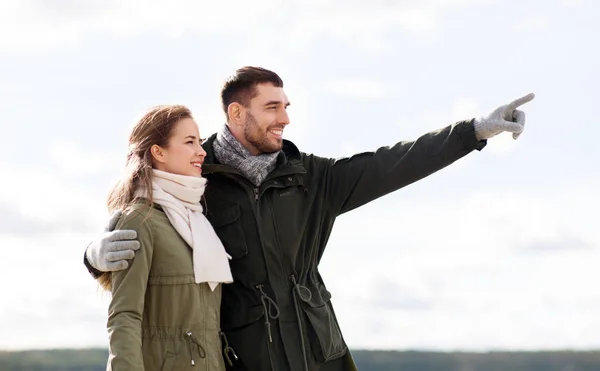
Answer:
[
  {"left": 299, "top": 283, "right": 348, "bottom": 363},
  {"left": 209, "top": 203, "right": 248, "bottom": 260}
]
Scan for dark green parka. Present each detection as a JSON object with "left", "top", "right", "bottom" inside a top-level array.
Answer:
[{"left": 200, "top": 119, "right": 486, "bottom": 371}]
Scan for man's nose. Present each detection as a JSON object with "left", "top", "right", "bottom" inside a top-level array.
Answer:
[{"left": 278, "top": 109, "right": 290, "bottom": 126}]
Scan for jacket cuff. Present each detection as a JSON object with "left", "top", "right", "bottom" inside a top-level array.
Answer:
[
  {"left": 457, "top": 118, "right": 487, "bottom": 151},
  {"left": 83, "top": 247, "right": 103, "bottom": 279}
]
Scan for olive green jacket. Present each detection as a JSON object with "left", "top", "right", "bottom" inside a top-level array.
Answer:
[{"left": 106, "top": 203, "right": 227, "bottom": 371}]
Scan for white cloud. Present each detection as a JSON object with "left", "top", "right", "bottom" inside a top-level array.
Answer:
[
  {"left": 512, "top": 13, "right": 553, "bottom": 32},
  {"left": 451, "top": 98, "right": 480, "bottom": 121},
  {"left": 50, "top": 143, "right": 124, "bottom": 176},
  {"left": 559, "top": 0, "right": 589, "bottom": 9},
  {"left": 0, "top": 0, "right": 278, "bottom": 50},
  {"left": 0, "top": 157, "right": 111, "bottom": 234},
  {"left": 0, "top": 156, "right": 116, "bottom": 350},
  {"left": 284, "top": 3, "right": 438, "bottom": 53},
  {"left": 0, "top": 233, "right": 110, "bottom": 350},
  {"left": 322, "top": 78, "right": 385, "bottom": 99},
  {"left": 0, "top": 0, "right": 495, "bottom": 52}
]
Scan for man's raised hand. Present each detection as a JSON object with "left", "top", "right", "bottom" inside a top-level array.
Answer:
[{"left": 474, "top": 93, "right": 535, "bottom": 141}]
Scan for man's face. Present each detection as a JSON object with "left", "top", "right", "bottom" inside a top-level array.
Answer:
[{"left": 242, "top": 83, "right": 290, "bottom": 155}]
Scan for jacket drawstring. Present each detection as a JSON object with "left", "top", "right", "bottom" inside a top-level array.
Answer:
[
  {"left": 220, "top": 331, "right": 239, "bottom": 366},
  {"left": 185, "top": 331, "right": 206, "bottom": 366},
  {"left": 290, "top": 274, "right": 311, "bottom": 371},
  {"left": 256, "top": 284, "right": 280, "bottom": 343}
]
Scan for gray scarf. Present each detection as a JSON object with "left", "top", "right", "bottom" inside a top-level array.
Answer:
[{"left": 213, "top": 124, "right": 280, "bottom": 186}]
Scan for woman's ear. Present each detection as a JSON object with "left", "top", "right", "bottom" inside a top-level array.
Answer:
[{"left": 150, "top": 144, "right": 166, "bottom": 164}]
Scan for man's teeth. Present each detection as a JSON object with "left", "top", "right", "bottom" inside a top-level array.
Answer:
[{"left": 270, "top": 129, "right": 283, "bottom": 136}]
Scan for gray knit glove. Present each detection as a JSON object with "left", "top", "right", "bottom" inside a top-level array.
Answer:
[
  {"left": 474, "top": 93, "right": 535, "bottom": 141},
  {"left": 86, "top": 210, "right": 140, "bottom": 272}
]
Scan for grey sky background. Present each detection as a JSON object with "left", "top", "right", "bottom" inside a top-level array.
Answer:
[{"left": 0, "top": 0, "right": 598, "bottom": 351}]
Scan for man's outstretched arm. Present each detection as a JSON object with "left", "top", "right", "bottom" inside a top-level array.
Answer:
[
  {"left": 83, "top": 211, "right": 140, "bottom": 277},
  {"left": 321, "top": 93, "right": 534, "bottom": 215}
]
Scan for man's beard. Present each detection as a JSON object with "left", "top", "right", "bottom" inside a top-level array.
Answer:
[{"left": 243, "top": 113, "right": 283, "bottom": 154}]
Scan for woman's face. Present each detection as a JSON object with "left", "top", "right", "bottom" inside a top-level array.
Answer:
[{"left": 152, "top": 118, "right": 207, "bottom": 177}]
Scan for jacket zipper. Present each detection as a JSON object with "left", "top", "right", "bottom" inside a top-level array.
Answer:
[
  {"left": 252, "top": 186, "right": 277, "bottom": 371},
  {"left": 215, "top": 180, "right": 272, "bottom": 371},
  {"left": 254, "top": 183, "right": 291, "bottom": 308},
  {"left": 221, "top": 173, "right": 298, "bottom": 371}
]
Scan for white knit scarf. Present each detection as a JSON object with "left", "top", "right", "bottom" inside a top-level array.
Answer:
[{"left": 136, "top": 169, "right": 233, "bottom": 291}]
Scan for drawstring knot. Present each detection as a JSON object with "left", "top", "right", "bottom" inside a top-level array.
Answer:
[
  {"left": 220, "top": 331, "right": 239, "bottom": 366},
  {"left": 185, "top": 331, "right": 206, "bottom": 366},
  {"left": 256, "top": 284, "right": 280, "bottom": 343}
]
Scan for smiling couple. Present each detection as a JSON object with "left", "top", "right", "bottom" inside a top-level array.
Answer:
[{"left": 83, "top": 66, "right": 534, "bottom": 371}]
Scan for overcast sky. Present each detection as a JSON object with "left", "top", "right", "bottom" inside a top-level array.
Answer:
[{"left": 0, "top": 0, "right": 598, "bottom": 351}]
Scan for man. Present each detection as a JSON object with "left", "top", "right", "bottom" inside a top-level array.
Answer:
[{"left": 85, "top": 66, "right": 534, "bottom": 371}]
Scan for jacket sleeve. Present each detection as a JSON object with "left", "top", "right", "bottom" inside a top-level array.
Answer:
[
  {"left": 106, "top": 211, "right": 154, "bottom": 371},
  {"left": 322, "top": 119, "right": 486, "bottom": 215}
]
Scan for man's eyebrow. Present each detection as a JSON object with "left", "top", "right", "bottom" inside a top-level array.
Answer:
[
  {"left": 184, "top": 135, "right": 197, "bottom": 139},
  {"left": 264, "top": 100, "right": 291, "bottom": 107}
]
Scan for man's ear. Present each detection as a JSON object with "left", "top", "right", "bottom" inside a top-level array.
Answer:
[
  {"left": 150, "top": 144, "right": 166, "bottom": 164},
  {"left": 227, "top": 102, "right": 246, "bottom": 127}
]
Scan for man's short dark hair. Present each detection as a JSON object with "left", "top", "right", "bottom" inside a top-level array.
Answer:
[{"left": 221, "top": 66, "right": 284, "bottom": 117}]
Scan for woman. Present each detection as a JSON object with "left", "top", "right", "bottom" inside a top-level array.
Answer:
[{"left": 98, "top": 105, "right": 234, "bottom": 371}]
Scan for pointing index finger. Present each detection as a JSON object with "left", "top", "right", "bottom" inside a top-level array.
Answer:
[{"left": 507, "top": 93, "right": 535, "bottom": 110}]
